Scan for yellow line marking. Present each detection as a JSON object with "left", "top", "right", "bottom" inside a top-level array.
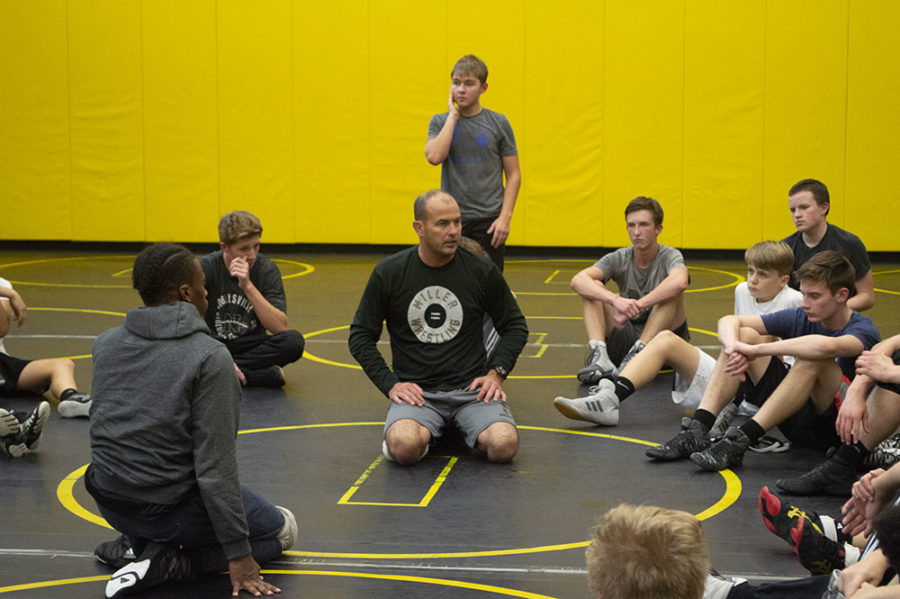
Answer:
[
  {"left": 543, "top": 269, "right": 560, "bottom": 284},
  {"left": 0, "top": 255, "right": 313, "bottom": 287},
  {"left": 0, "top": 576, "right": 111, "bottom": 594},
  {"left": 0, "top": 571, "right": 556, "bottom": 597},
  {"left": 58, "top": 422, "right": 739, "bottom": 560},
  {"left": 271, "top": 258, "right": 315, "bottom": 280},
  {"left": 57, "top": 464, "right": 112, "bottom": 529},
  {"left": 339, "top": 456, "right": 458, "bottom": 507},
  {"left": 683, "top": 266, "right": 744, "bottom": 293},
  {"left": 30, "top": 307, "right": 126, "bottom": 318},
  {"left": 260, "top": 570, "right": 560, "bottom": 598},
  {"left": 875, "top": 288, "right": 900, "bottom": 296},
  {"left": 528, "top": 333, "right": 549, "bottom": 358}
]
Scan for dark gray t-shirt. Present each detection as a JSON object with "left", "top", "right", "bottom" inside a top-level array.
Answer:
[
  {"left": 428, "top": 108, "right": 517, "bottom": 220},
  {"left": 199, "top": 251, "right": 286, "bottom": 342},
  {"left": 594, "top": 245, "right": 686, "bottom": 324}
]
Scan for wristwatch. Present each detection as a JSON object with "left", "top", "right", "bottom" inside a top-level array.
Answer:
[{"left": 492, "top": 365, "right": 509, "bottom": 379}]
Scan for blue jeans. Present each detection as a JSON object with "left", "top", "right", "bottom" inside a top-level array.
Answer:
[{"left": 93, "top": 481, "right": 285, "bottom": 575}]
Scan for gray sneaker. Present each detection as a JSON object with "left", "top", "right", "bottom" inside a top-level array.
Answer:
[
  {"left": 576, "top": 345, "right": 616, "bottom": 384},
  {"left": 612, "top": 339, "right": 645, "bottom": 376},
  {"left": 554, "top": 378, "right": 620, "bottom": 426},
  {"left": 646, "top": 417, "right": 711, "bottom": 461},
  {"left": 709, "top": 401, "right": 739, "bottom": 441},
  {"left": 0, "top": 408, "right": 20, "bottom": 437},
  {"left": 690, "top": 426, "right": 751, "bottom": 471},
  {"left": 58, "top": 392, "right": 92, "bottom": 418}
]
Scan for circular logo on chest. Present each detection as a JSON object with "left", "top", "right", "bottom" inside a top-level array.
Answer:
[{"left": 407, "top": 286, "right": 464, "bottom": 344}]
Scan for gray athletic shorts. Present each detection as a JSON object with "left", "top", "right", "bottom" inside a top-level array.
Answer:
[{"left": 384, "top": 388, "right": 517, "bottom": 448}]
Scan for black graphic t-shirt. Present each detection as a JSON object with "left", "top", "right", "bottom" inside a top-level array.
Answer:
[
  {"left": 348, "top": 246, "right": 528, "bottom": 395},
  {"left": 199, "top": 251, "right": 287, "bottom": 342}
]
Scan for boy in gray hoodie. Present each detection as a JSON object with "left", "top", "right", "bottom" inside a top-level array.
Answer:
[{"left": 87, "top": 243, "right": 296, "bottom": 598}]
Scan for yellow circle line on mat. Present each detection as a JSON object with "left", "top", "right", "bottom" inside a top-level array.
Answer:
[
  {"left": 302, "top": 324, "right": 718, "bottom": 377},
  {"left": 0, "top": 255, "right": 313, "bottom": 287},
  {"left": 57, "top": 423, "right": 739, "bottom": 560},
  {"left": 0, "top": 570, "right": 556, "bottom": 598}
]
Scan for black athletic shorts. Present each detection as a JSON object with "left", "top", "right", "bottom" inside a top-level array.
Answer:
[{"left": 0, "top": 353, "right": 31, "bottom": 397}]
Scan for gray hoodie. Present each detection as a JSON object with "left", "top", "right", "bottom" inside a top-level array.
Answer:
[{"left": 89, "top": 301, "right": 251, "bottom": 560}]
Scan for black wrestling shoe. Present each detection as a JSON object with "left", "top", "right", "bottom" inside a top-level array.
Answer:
[
  {"left": 95, "top": 534, "right": 137, "bottom": 569},
  {"left": 646, "top": 417, "right": 710, "bottom": 461},
  {"left": 243, "top": 366, "right": 285, "bottom": 388},
  {"left": 690, "top": 426, "right": 750, "bottom": 471},
  {"left": 18, "top": 401, "right": 50, "bottom": 453},
  {"left": 105, "top": 542, "right": 191, "bottom": 598},
  {"left": 775, "top": 453, "right": 857, "bottom": 497}
]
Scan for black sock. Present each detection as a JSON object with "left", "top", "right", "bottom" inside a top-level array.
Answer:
[
  {"left": 739, "top": 420, "right": 766, "bottom": 445},
  {"left": 835, "top": 442, "right": 869, "bottom": 468},
  {"left": 60, "top": 388, "right": 78, "bottom": 401},
  {"left": 613, "top": 376, "right": 635, "bottom": 402},
  {"left": 693, "top": 409, "right": 716, "bottom": 431}
]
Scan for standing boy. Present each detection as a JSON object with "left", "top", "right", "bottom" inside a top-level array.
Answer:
[
  {"left": 425, "top": 54, "right": 521, "bottom": 271},
  {"left": 571, "top": 196, "right": 689, "bottom": 385},
  {"left": 554, "top": 241, "right": 801, "bottom": 427},
  {"left": 646, "top": 251, "right": 880, "bottom": 473},
  {"left": 200, "top": 211, "right": 304, "bottom": 388}
]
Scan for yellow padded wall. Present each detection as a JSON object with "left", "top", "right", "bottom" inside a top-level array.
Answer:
[
  {"left": 0, "top": 0, "right": 70, "bottom": 241},
  {"left": 683, "top": 0, "right": 766, "bottom": 249},
  {"left": 523, "top": 1, "right": 603, "bottom": 247},
  {"left": 294, "top": 0, "right": 371, "bottom": 243},
  {"left": 369, "top": 1, "right": 447, "bottom": 245},
  {"left": 142, "top": 1, "right": 220, "bottom": 243},
  {"left": 1, "top": 0, "right": 898, "bottom": 250},
  {"left": 762, "top": 0, "right": 848, "bottom": 242},
  {"left": 68, "top": 0, "right": 144, "bottom": 241},
  {"left": 603, "top": 0, "right": 684, "bottom": 249},
  {"left": 446, "top": 1, "right": 526, "bottom": 245},
  {"left": 217, "top": 0, "right": 294, "bottom": 243},
  {"left": 845, "top": 0, "right": 900, "bottom": 252}
]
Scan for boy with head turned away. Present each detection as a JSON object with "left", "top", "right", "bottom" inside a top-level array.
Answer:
[{"left": 88, "top": 243, "right": 296, "bottom": 598}]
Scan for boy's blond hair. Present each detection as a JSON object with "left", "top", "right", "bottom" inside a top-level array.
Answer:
[
  {"left": 586, "top": 504, "right": 708, "bottom": 599},
  {"left": 218, "top": 210, "right": 262, "bottom": 246},
  {"left": 451, "top": 54, "right": 488, "bottom": 84},
  {"left": 744, "top": 241, "right": 794, "bottom": 277}
]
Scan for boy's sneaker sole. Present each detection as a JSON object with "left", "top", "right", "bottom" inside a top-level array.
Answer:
[{"left": 58, "top": 393, "right": 92, "bottom": 418}]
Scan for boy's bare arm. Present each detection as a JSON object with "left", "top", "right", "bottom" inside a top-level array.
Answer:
[
  {"left": 425, "top": 89, "right": 459, "bottom": 165},
  {"left": 0, "top": 286, "right": 26, "bottom": 329},
  {"left": 227, "top": 257, "right": 288, "bottom": 334},
  {"left": 633, "top": 267, "right": 688, "bottom": 311},
  {"left": 740, "top": 333, "right": 864, "bottom": 361},
  {"left": 848, "top": 268, "right": 875, "bottom": 312},
  {"left": 487, "top": 154, "right": 521, "bottom": 247}
]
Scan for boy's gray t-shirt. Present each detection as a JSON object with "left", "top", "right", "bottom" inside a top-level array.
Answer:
[
  {"left": 594, "top": 245, "right": 686, "bottom": 324},
  {"left": 428, "top": 108, "right": 517, "bottom": 220}
]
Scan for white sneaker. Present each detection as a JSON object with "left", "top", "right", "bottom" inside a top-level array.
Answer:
[
  {"left": 553, "top": 378, "right": 620, "bottom": 426},
  {"left": 58, "top": 392, "right": 92, "bottom": 418},
  {"left": 275, "top": 506, "right": 298, "bottom": 550}
]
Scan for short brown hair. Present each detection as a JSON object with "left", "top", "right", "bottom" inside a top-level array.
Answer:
[
  {"left": 625, "top": 196, "right": 664, "bottom": 226},
  {"left": 745, "top": 241, "right": 794, "bottom": 277},
  {"left": 451, "top": 54, "right": 488, "bottom": 84},
  {"left": 790, "top": 178, "right": 830, "bottom": 216},
  {"left": 796, "top": 250, "right": 856, "bottom": 297},
  {"left": 586, "top": 504, "right": 708, "bottom": 599},
  {"left": 218, "top": 210, "right": 262, "bottom": 245}
]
